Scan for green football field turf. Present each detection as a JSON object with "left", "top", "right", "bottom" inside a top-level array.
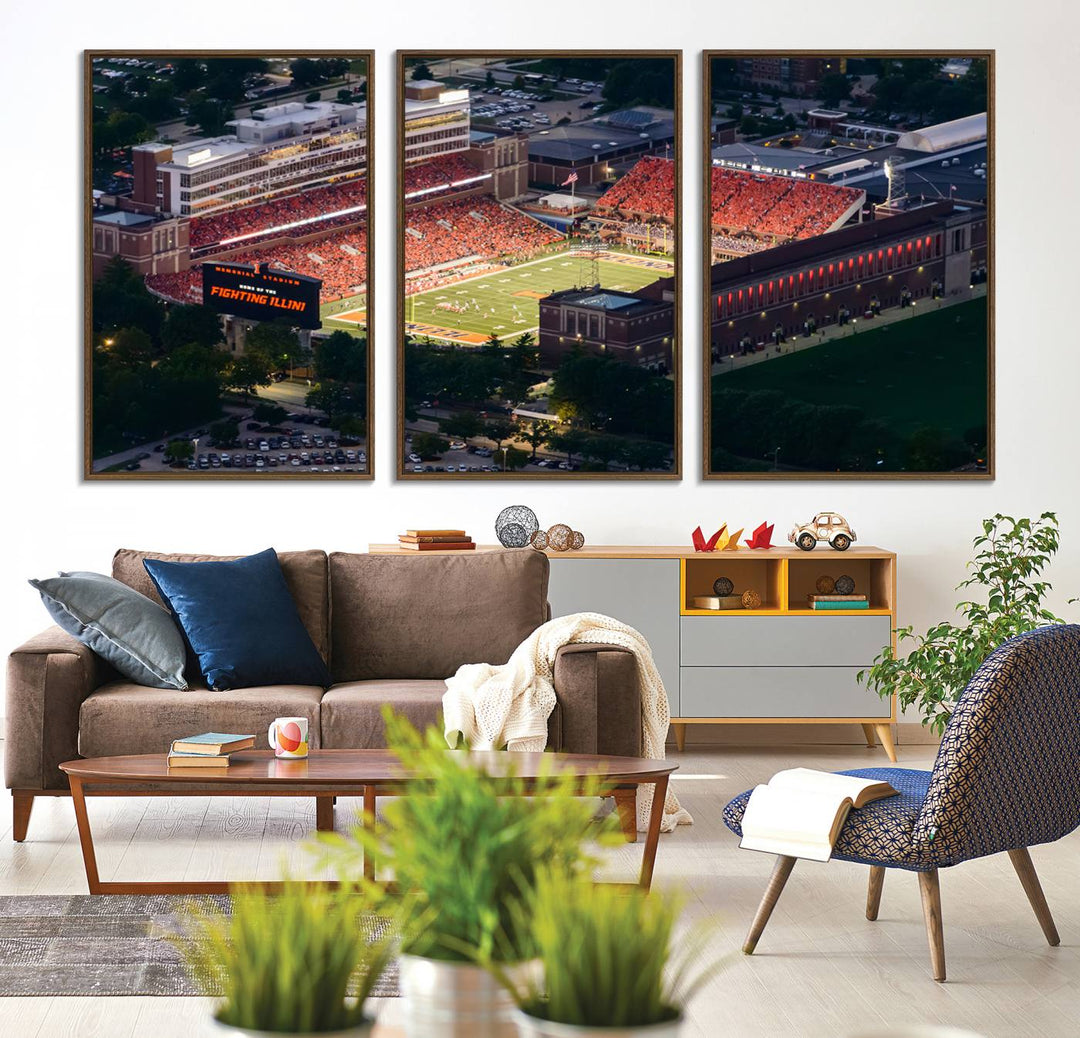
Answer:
[
  {"left": 714, "top": 298, "right": 989, "bottom": 439},
  {"left": 399, "top": 252, "right": 673, "bottom": 344}
]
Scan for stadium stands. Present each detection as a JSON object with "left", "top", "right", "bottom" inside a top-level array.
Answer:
[
  {"left": 147, "top": 224, "right": 368, "bottom": 305},
  {"left": 403, "top": 196, "right": 562, "bottom": 273},
  {"left": 403, "top": 155, "right": 488, "bottom": 200},
  {"left": 596, "top": 156, "right": 675, "bottom": 222},
  {"left": 189, "top": 180, "right": 368, "bottom": 251},
  {"left": 710, "top": 167, "right": 861, "bottom": 241}
]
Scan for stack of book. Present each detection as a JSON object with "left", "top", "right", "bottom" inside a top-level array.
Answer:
[
  {"left": 807, "top": 594, "right": 870, "bottom": 611},
  {"left": 397, "top": 529, "right": 475, "bottom": 552},
  {"left": 167, "top": 732, "right": 255, "bottom": 768}
]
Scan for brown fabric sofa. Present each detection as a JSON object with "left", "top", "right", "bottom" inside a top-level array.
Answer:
[{"left": 6, "top": 548, "right": 642, "bottom": 840}]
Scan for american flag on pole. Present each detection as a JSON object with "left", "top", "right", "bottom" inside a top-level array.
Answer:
[{"left": 561, "top": 172, "right": 579, "bottom": 187}]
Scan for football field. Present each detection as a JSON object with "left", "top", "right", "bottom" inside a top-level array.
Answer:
[{"left": 400, "top": 251, "right": 674, "bottom": 345}]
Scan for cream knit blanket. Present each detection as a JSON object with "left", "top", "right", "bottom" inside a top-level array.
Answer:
[{"left": 442, "top": 611, "right": 692, "bottom": 833}]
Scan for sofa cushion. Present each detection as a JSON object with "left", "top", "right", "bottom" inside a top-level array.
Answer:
[
  {"left": 328, "top": 550, "right": 549, "bottom": 681},
  {"left": 321, "top": 680, "right": 561, "bottom": 750},
  {"left": 79, "top": 681, "right": 323, "bottom": 758},
  {"left": 112, "top": 549, "right": 330, "bottom": 664},
  {"left": 142, "top": 549, "right": 331, "bottom": 691}
]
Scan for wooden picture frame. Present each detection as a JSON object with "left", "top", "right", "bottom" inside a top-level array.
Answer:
[
  {"left": 702, "top": 51, "right": 994, "bottom": 480},
  {"left": 84, "top": 49, "right": 374, "bottom": 480},
  {"left": 396, "top": 50, "right": 682, "bottom": 480}
]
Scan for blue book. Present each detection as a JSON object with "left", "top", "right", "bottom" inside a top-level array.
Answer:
[{"left": 170, "top": 732, "right": 255, "bottom": 755}]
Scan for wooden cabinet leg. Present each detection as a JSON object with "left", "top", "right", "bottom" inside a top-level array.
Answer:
[
  {"left": 12, "top": 792, "right": 34, "bottom": 842},
  {"left": 672, "top": 723, "right": 687, "bottom": 752},
  {"left": 860, "top": 723, "right": 877, "bottom": 748},
  {"left": 315, "top": 796, "right": 334, "bottom": 832},
  {"left": 917, "top": 869, "right": 946, "bottom": 982},
  {"left": 612, "top": 788, "right": 638, "bottom": 844},
  {"left": 866, "top": 865, "right": 885, "bottom": 920},
  {"left": 743, "top": 855, "right": 797, "bottom": 954},
  {"left": 874, "top": 723, "right": 898, "bottom": 762},
  {"left": 1008, "top": 847, "right": 1060, "bottom": 946}
]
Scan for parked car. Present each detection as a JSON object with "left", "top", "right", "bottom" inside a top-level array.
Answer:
[{"left": 788, "top": 512, "right": 857, "bottom": 552}]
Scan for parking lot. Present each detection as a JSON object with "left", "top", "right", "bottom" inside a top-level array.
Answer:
[{"left": 467, "top": 77, "right": 604, "bottom": 136}]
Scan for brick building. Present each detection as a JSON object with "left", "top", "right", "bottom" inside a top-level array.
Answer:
[{"left": 91, "top": 210, "right": 190, "bottom": 279}]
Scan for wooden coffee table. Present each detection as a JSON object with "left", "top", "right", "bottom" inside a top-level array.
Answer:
[{"left": 59, "top": 749, "right": 676, "bottom": 895}]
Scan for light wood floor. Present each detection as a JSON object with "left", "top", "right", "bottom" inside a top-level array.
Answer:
[{"left": 1, "top": 740, "right": 1077, "bottom": 1038}]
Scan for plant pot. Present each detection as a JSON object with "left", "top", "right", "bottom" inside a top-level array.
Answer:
[
  {"left": 210, "top": 1014, "right": 375, "bottom": 1037},
  {"left": 398, "top": 953, "right": 519, "bottom": 1038},
  {"left": 511, "top": 1008, "right": 685, "bottom": 1038}
]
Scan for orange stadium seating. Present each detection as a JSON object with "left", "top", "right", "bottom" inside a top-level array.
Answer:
[
  {"left": 710, "top": 167, "right": 861, "bottom": 241},
  {"left": 403, "top": 155, "right": 487, "bottom": 200},
  {"left": 146, "top": 224, "right": 368, "bottom": 305},
  {"left": 403, "top": 196, "right": 562, "bottom": 273},
  {"left": 596, "top": 156, "right": 675, "bottom": 222},
  {"left": 189, "top": 180, "right": 368, "bottom": 250}
]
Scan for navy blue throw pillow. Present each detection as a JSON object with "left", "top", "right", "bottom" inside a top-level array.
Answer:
[{"left": 143, "top": 548, "right": 331, "bottom": 691}]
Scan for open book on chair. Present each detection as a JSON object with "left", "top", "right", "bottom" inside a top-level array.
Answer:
[{"left": 740, "top": 768, "right": 898, "bottom": 862}]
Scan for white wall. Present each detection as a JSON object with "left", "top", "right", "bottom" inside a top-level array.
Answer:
[{"left": 2, "top": 2, "right": 1079, "bottom": 720}]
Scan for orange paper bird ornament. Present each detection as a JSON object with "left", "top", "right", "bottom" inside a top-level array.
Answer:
[
  {"left": 745, "top": 522, "right": 775, "bottom": 549},
  {"left": 722, "top": 527, "right": 744, "bottom": 551}
]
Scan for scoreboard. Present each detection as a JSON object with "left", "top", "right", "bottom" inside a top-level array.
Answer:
[{"left": 202, "top": 262, "right": 322, "bottom": 330}]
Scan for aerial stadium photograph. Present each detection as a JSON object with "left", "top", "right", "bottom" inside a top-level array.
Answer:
[
  {"left": 704, "top": 52, "right": 992, "bottom": 478},
  {"left": 397, "top": 51, "right": 681, "bottom": 478},
  {"left": 86, "top": 51, "right": 373, "bottom": 478}
]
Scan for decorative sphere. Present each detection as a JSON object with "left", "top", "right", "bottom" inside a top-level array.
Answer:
[
  {"left": 713, "top": 576, "right": 734, "bottom": 597},
  {"left": 530, "top": 529, "right": 549, "bottom": 551},
  {"left": 547, "top": 524, "right": 573, "bottom": 551},
  {"left": 816, "top": 575, "right": 836, "bottom": 594},
  {"left": 495, "top": 505, "right": 539, "bottom": 548},
  {"left": 741, "top": 589, "right": 762, "bottom": 609},
  {"left": 570, "top": 530, "right": 585, "bottom": 550},
  {"left": 835, "top": 574, "right": 856, "bottom": 595}
]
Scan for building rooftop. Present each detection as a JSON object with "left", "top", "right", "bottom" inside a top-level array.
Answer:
[
  {"left": 543, "top": 286, "right": 669, "bottom": 314},
  {"left": 92, "top": 210, "right": 157, "bottom": 228},
  {"left": 528, "top": 108, "right": 675, "bottom": 164}
]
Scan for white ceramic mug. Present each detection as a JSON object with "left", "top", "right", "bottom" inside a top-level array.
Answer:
[{"left": 268, "top": 716, "right": 309, "bottom": 759}]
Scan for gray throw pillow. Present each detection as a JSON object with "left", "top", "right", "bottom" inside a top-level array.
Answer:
[{"left": 29, "top": 571, "right": 188, "bottom": 690}]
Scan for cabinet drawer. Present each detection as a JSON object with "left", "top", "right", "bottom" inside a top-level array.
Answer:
[
  {"left": 680, "top": 666, "right": 891, "bottom": 719},
  {"left": 680, "top": 615, "right": 891, "bottom": 668}
]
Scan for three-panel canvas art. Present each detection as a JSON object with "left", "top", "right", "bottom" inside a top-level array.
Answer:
[{"left": 85, "top": 50, "right": 992, "bottom": 481}]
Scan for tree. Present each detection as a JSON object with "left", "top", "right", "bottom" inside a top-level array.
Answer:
[
  {"left": 165, "top": 440, "right": 194, "bottom": 465},
  {"left": 103, "top": 327, "right": 153, "bottom": 366},
  {"left": 161, "top": 304, "right": 223, "bottom": 353},
  {"left": 440, "top": 411, "right": 484, "bottom": 440},
  {"left": 411, "top": 432, "right": 448, "bottom": 459},
  {"left": 306, "top": 381, "right": 356, "bottom": 424},
  {"left": 410, "top": 63, "right": 433, "bottom": 82},
  {"left": 819, "top": 73, "right": 851, "bottom": 107},
  {"left": 336, "top": 414, "right": 367, "bottom": 441},
  {"left": 546, "top": 429, "right": 590, "bottom": 467},
  {"left": 337, "top": 88, "right": 353, "bottom": 103},
  {"left": 485, "top": 70, "right": 495, "bottom": 88},
  {"left": 314, "top": 330, "right": 366, "bottom": 384},
  {"left": 209, "top": 419, "right": 239, "bottom": 447},
  {"left": 187, "top": 97, "right": 234, "bottom": 136},
  {"left": 305, "top": 90, "right": 321, "bottom": 102},
  {"left": 513, "top": 74, "right": 525, "bottom": 90},
  {"left": 246, "top": 321, "right": 300, "bottom": 370},
  {"left": 253, "top": 401, "right": 288, "bottom": 425},
  {"left": 522, "top": 420, "right": 549, "bottom": 460},
  {"left": 225, "top": 353, "right": 272, "bottom": 401},
  {"left": 503, "top": 447, "right": 529, "bottom": 471},
  {"left": 483, "top": 418, "right": 515, "bottom": 451}
]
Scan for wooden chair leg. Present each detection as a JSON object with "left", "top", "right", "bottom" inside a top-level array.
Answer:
[
  {"left": 1007, "top": 847, "right": 1060, "bottom": 946},
  {"left": 612, "top": 788, "right": 638, "bottom": 844},
  {"left": 672, "top": 723, "right": 687, "bottom": 752},
  {"left": 874, "top": 723, "right": 898, "bottom": 763},
  {"left": 866, "top": 865, "right": 885, "bottom": 920},
  {"left": 860, "top": 723, "right": 877, "bottom": 748},
  {"left": 12, "top": 792, "right": 34, "bottom": 842},
  {"left": 743, "top": 855, "right": 796, "bottom": 954},
  {"left": 917, "top": 869, "right": 946, "bottom": 982}
]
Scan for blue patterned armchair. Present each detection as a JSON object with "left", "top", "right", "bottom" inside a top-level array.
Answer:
[{"left": 723, "top": 624, "right": 1080, "bottom": 981}]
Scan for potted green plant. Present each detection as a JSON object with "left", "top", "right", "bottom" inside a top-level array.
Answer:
[
  {"left": 860, "top": 513, "right": 1073, "bottom": 733},
  {"left": 315, "top": 710, "right": 619, "bottom": 1038},
  {"left": 500, "top": 870, "right": 720, "bottom": 1037},
  {"left": 175, "top": 880, "right": 393, "bottom": 1037}
]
